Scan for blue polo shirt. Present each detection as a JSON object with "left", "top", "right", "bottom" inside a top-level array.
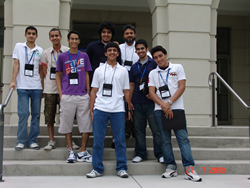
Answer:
[
  {"left": 86, "top": 39, "right": 122, "bottom": 83},
  {"left": 129, "top": 57, "right": 157, "bottom": 104}
]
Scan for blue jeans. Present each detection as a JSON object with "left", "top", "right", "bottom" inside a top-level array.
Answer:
[
  {"left": 17, "top": 89, "right": 42, "bottom": 146},
  {"left": 133, "top": 103, "right": 162, "bottom": 160},
  {"left": 92, "top": 109, "right": 127, "bottom": 174},
  {"left": 154, "top": 110, "right": 195, "bottom": 170}
]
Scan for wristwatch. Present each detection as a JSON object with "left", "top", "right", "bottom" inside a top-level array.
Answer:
[{"left": 168, "top": 100, "right": 173, "bottom": 105}]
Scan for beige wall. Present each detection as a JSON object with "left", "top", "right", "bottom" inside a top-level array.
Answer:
[
  {"left": 218, "top": 15, "right": 250, "bottom": 125},
  {"left": 70, "top": 9, "right": 152, "bottom": 49}
]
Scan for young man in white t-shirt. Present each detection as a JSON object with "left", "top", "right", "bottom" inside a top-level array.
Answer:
[
  {"left": 41, "top": 28, "right": 80, "bottom": 151},
  {"left": 86, "top": 42, "right": 131, "bottom": 178},
  {"left": 10, "top": 26, "right": 43, "bottom": 151},
  {"left": 148, "top": 45, "right": 202, "bottom": 182}
]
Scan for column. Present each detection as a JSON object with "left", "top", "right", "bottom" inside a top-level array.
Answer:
[
  {"left": 147, "top": 0, "right": 220, "bottom": 126},
  {"left": 2, "top": 0, "right": 72, "bottom": 124}
]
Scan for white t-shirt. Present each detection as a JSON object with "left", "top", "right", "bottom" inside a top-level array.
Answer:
[
  {"left": 148, "top": 62, "right": 186, "bottom": 111},
  {"left": 12, "top": 42, "right": 43, "bottom": 90},
  {"left": 91, "top": 62, "right": 130, "bottom": 113},
  {"left": 119, "top": 41, "right": 152, "bottom": 66},
  {"left": 41, "top": 45, "right": 69, "bottom": 94}
]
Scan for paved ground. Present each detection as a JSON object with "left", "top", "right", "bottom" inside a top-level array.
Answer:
[{"left": 2, "top": 175, "right": 249, "bottom": 188}]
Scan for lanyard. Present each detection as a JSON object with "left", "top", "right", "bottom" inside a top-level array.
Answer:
[
  {"left": 68, "top": 50, "right": 79, "bottom": 69},
  {"left": 25, "top": 47, "right": 35, "bottom": 64},
  {"left": 104, "top": 63, "right": 117, "bottom": 84},
  {"left": 159, "top": 68, "right": 170, "bottom": 86},
  {"left": 124, "top": 45, "right": 134, "bottom": 63},
  {"left": 52, "top": 50, "right": 60, "bottom": 65},
  {"left": 137, "top": 62, "right": 148, "bottom": 78}
]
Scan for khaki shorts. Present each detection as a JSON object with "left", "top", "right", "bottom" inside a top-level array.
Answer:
[
  {"left": 44, "top": 94, "right": 60, "bottom": 125},
  {"left": 58, "top": 94, "right": 92, "bottom": 134}
]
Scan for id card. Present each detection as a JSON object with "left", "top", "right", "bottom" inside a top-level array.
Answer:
[
  {"left": 102, "top": 83, "right": 112, "bottom": 97},
  {"left": 124, "top": 61, "right": 132, "bottom": 71},
  {"left": 69, "top": 72, "right": 78, "bottom": 85},
  {"left": 159, "top": 85, "right": 171, "bottom": 99},
  {"left": 50, "top": 67, "right": 56, "bottom": 80},
  {"left": 138, "top": 77, "right": 149, "bottom": 95},
  {"left": 24, "top": 64, "right": 34, "bottom": 77}
]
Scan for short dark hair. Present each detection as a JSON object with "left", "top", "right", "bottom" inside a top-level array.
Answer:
[
  {"left": 135, "top": 39, "right": 148, "bottom": 49},
  {"left": 67, "top": 30, "right": 81, "bottom": 40},
  {"left": 104, "top": 42, "right": 119, "bottom": 52},
  {"left": 151, "top": 45, "right": 167, "bottom": 57},
  {"left": 98, "top": 21, "right": 116, "bottom": 39},
  {"left": 122, "top": 24, "right": 136, "bottom": 35},
  {"left": 49, "top": 28, "right": 61, "bottom": 36},
  {"left": 25, "top": 26, "right": 37, "bottom": 35}
]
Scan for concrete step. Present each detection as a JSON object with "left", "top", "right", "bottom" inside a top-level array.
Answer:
[
  {"left": 4, "top": 135, "right": 250, "bottom": 148},
  {"left": 4, "top": 125, "right": 249, "bottom": 137},
  {"left": 3, "top": 160, "right": 250, "bottom": 176},
  {"left": 3, "top": 147, "right": 250, "bottom": 160}
]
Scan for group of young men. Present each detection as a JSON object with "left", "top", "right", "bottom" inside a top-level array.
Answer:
[{"left": 9, "top": 21, "right": 202, "bottom": 182}]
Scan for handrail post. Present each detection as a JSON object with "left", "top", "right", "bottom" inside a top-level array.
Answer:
[
  {"left": 211, "top": 74, "right": 216, "bottom": 127},
  {"left": 0, "top": 104, "right": 4, "bottom": 182}
]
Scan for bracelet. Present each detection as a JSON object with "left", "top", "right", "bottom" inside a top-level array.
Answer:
[
  {"left": 128, "top": 110, "right": 132, "bottom": 112},
  {"left": 168, "top": 100, "right": 173, "bottom": 105}
]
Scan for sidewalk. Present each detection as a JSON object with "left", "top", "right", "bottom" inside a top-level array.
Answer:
[{"left": 2, "top": 175, "right": 249, "bottom": 188}]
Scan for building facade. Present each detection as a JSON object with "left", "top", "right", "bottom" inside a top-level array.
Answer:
[{"left": 0, "top": 0, "right": 249, "bottom": 126}]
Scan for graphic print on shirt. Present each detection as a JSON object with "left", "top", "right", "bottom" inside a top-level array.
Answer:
[{"left": 65, "top": 58, "right": 85, "bottom": 74}]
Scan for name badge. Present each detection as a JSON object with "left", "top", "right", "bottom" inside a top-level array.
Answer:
[
  {"left": 138, "top": 77, "right": 149, "bottom": 95},
  {"left": 159, "top": 85, "right": 171, "bottom": 99},
  {"left": 50, "top": 67, "right": 56, "bottom": 80},
  {"left": 124, "top": 61, "right": 132, "bottom": 71},
  {"left": 24, "top": 64, "right": 34, "bottom": 77},
  {"left": 69, "top": 72, "right": 78, "bottom": 85},
  {"left": 102, "top": 83, "right": 112, "bottom": 97}
]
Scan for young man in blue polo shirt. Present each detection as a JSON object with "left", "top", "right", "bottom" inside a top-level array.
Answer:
[{"left": 129, "top": 39, "right": 163, "bottom": 163}]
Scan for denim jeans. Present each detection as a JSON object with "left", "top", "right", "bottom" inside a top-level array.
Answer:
[
  {"left": 154, "top": 110, "right": 195, "bottom": 169},
  {"left": 92, "top": 109, "right": 127, "bottom": 174},
  {"left": 17, "top": 89, "right": 42, "bottom": 146},
  {"left": 133, "top": 103, "right": 163, "bottom": 160}
]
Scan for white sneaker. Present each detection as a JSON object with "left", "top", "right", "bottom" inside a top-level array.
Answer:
[
  {"left": 158, "top": 156, "right": 164, "bottom": 164},
  {"left": 185, "top": 170, "right": 202, "bottom": 182},
  {"left": 132, "top": 156, "right": 143, "bottom": 163},
  {"left": 44, "top": 140, "right": 56, "bottom": 151},
  {"left": 77, "top": 150, "right": 92, "bottom": 163},
  {"left": 15, "top": 143, "right": 25, "bottom": 151},
  {"left": 29, "top": 143, "right": 40, "bottom": 150},
  {"left": 117, "top": 170, "right": 129, "bottom": 178},
  {"left": 86, "top": 169, "right": 103, "bottom": 178},
  {"left": 66, "top": 151, "right": 76, "bottom": 163},
  {"left": 72, "top": 141, "right": 80, "bottom": 150},
  {"left": 162, "top": 168, "right": 177, "bottom": 178}
]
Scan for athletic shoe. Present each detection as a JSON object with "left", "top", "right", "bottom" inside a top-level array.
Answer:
[
  {"left": 185, "top": 170, "right": 202, "bottom": 182},
  {"left": 86, "top": 169, "right": 103, "bottom": 178},
  {"left": 158, "top": 156, "right": 164, "bottom": 164},
  {"left": 132, "top": 156, "right": 143, "bottom": 163},
  {"left": 29, "top": 143, "right": 40, "bottom": 150},
  {"left": 15, "top": 143, "right": 25, "bottom": 151},
  {"left": 77, "top": 150, "right": 92, "bottom": 163},
  {"left": 117, "top": 170, "right": 129, "bottom": 178},
  {"left": 44, "top": 140, "right": 56, "bottom": 151},
  {"left": 66, "top": 151, "right": 76, "bottom": 163},
  {"left": 162, "top": 168, "right": 177, "bottom": 178},
  {"left": 72, "top": 141, "right": 80, "bottom": 150}
]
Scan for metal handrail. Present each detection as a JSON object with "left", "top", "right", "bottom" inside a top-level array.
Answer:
[
  {"left": 0, "top": 87, "right": 14, "bottom": 182},
  {"left": 208, "top": 72, "right": 250, "bottom": 127}
]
